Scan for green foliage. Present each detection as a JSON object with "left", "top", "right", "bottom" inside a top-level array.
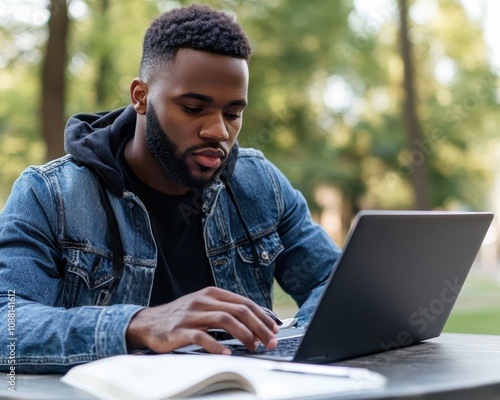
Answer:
[
  {"left": 1, "top": 0, "right": 499, "bottom": 218},
  {"left": 0, "top": 61, "right": 45, "bottom": 207},
  {"left": 66, "top": 0, "right": 161, "bottom": 114}
]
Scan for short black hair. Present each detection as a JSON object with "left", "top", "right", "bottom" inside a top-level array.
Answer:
[{"left": 139, "top": 4, "right": 251, "bottom": 79}]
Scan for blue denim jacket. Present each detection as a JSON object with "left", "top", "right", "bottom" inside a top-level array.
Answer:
[{"left": 0, "top": 148, "right": 340, "bottom": 373}]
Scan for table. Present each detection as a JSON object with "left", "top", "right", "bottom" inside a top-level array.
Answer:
[
  {"left": 337, "top": 332, "right": 500, "bottom": 399},
  {"left": 2, "top": 333, "right": 500, "bottom": 399}
]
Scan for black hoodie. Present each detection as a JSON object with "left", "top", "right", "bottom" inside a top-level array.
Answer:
[
  {"left": 63, "top": 106, "right": 257, "bottom": 303},
  {"left": 64, "top": 105, "right": 239, "bottom": 196}
]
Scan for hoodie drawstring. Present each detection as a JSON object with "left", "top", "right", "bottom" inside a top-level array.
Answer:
[
  {"left": 95, "top": 174, "right": 260, "bottom": 294},
  {"left": 95, "top": 173, "right": 125, "bottom": 289},
  {"left": 225, "top": 183, "right": 261, "bottom": 271}
]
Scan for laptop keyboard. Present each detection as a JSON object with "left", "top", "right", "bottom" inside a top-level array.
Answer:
[{"left": 196, "top": 336, "right": 303, "bottom": 357}]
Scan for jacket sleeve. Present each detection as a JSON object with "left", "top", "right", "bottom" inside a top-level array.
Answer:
[
  {"left": 0, "top": 168, "right": 143, "bottom": 373},
  {"left": 268, "top": 162, "right": 342, "bottom": 327}
]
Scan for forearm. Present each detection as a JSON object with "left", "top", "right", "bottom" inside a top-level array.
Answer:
[
  {"left": 0, "top": 296, "right": 143, "bottom": 374},
  {"left": 294, "top": 281, "right": 328, "bottom": 327},
  {"left": 271, "top": 165, "right": 341, "bottom": 324}
]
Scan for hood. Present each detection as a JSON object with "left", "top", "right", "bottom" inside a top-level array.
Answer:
[
  {"left": 65, "top": 106, "right": 257, "bottom": 283},
  {"left": 64, "top": 106, "right": 135, "bottom": 196},
  {"left": 64, "top": 105, "right": 239, "bottom": 196}
]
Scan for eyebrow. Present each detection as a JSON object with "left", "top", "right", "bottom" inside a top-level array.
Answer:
[{"left": 179, "top": 92, "right": 248, "bottom": 107}]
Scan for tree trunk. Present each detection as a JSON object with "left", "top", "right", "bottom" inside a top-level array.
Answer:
[
  {"left": 41, "top": 0, "right": 69, "bottom": 161},
  {"left": 95, "top": 0, "right": 112, "bottom": 107},
  {"left": 399, "top": 0, "right": 430, "bottom": 210}
]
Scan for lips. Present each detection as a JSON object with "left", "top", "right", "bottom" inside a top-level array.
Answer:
[{"left": 192, "top": 148, "right": 226, "bottom": 169}]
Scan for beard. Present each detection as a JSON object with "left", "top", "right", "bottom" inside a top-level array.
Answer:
[{"left": 145, "top": 104, "right": 227, "bottom": 191}]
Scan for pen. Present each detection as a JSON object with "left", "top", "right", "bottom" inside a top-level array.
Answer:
[
  {"left": 269, "top": 362, "right": 355, "bottom": 378},
  {"left": 268, "top": 362, "right": 388, "bottom": 391}
]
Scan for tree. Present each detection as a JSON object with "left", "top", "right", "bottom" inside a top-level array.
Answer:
[
  {"left": 399, "top": 0, "right": 430, "bottom": 210},
  {"left": 2, "top": 0, "right": 499, "bottom": 223},
  {"left": 94, "top": 0, "right": 112, "bottom": 108},
  {"left": 41, "top": 0, "right": 69, "bottom": 161}
]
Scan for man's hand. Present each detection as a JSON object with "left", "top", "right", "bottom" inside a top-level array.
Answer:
[{"left": 126, "top": 287, "right": 279, "bottom": 355}]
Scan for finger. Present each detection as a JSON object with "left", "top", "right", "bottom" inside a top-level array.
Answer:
[
  {"left": 202, "top": 287, "right": 279, "bottom": 333},
  {"left": 188, "top": 330, "right": 232, "bottom": 355},
  {"left": 150, "top": 307, "right": 259, "bottom": 353},
  {"left": 201, "top": 310, "right": 261, "bottom": 352},
  {"left": 164, "top": 330, "right": 234, "bottom": 355},
  {"left": 190, "top": 288, "right": 278, "bottom": 349},
  {"left": 210, "top": 305, "right": 278, "bottom": 351}
]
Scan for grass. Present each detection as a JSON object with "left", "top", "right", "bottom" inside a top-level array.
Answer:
[
  {"left": 272, "top": 275, "right": 500, "bottom": 335},
  {"left": 444, "top": 308, "right": 500, "bottom": 334},
  {"left": 443, "top": 275, "right": 500, "bottom": 335}
]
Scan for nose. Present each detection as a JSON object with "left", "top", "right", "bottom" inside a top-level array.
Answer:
[{"left": 199, "top": 114, "right": 229, "bottom": 142}]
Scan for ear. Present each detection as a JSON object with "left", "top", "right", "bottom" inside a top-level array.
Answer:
[{"left": 130, "top": 78, "right": 148, "bottom": 115}]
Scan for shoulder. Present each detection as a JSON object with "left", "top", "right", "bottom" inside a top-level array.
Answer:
[
  {"left": 23, "top": 154, "right": 85, "bottom": 179},
  {"left": 234, "top": 147, "right": 277, "bottom": 176},
  {"left": 16, "top": 155, "right": 97, "bottom": 199},
  {"left": 3, "top": 156, "right": 92, "bottom": 222},
  {"left": 237, "top": 147, "right": 266, "bottom": 160},
  {"left": 27, "top": 155, "right": 93, "bottom": 181},
  {"left": 235, "top": 147, "right": 267, "bottom": 170},
  {"left": 234, "top": 147, "right": 290, "bottom": 188},
  {"left": 229, "top": 147, "right": 300, "bottom": 213}
]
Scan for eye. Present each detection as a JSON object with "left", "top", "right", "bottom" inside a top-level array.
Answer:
[
  {"left": 183, "top": 105, "right": 204, "bottom": 115},
  {"left": 224, "top": 112, "right": 242, "bottom": 121}
]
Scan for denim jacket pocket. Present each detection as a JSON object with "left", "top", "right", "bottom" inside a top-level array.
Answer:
[
  {"left": 236, "top": 230, "right": 284, "bottom": 301},
  {"left": 60, "top": 248, "right": 116, "bottom": 308}
]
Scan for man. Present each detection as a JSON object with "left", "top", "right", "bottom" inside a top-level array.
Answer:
[{"left": 0, "top": 4, "right": 340, "bottom": 373}]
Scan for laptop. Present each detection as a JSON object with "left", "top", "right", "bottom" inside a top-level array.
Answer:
[{"left": 176, "top": 210, "right": 493, "bottom": 363}]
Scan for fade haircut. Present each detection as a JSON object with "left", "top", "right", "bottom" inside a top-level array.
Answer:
[{"left": 139, "top": 4, "right": 251, "bottom": 80}]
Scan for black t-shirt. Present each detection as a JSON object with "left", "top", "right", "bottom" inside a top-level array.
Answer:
[{"left": 120, "top": 156, "right": 215, "bottom": 306}]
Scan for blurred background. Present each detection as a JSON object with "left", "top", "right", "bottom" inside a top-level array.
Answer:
[{"left": 0, "top": 0, "right": 499, "bottom": 333}]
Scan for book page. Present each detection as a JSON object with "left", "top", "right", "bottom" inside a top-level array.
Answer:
[{"left": 61, "top": 354, "right": 386, "bottom": 400}]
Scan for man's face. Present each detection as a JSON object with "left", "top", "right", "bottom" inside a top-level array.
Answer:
[{"left": 144, "top": 48, "right": 249, "bottom": 191}]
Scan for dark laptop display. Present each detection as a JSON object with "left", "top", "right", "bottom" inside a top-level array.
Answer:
[{"left": 177, "top": 211, "right": 493, "bottom": 363}]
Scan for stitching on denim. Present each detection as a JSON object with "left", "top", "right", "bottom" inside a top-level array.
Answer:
[
  {"left": 206, "top": 223, "right": 279, "bottom": 256},
  {"left": 60, "top": 242, "right": 156, "bottom": 267}
]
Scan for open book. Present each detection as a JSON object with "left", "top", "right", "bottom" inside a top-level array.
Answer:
[{"left": 61, "top": 353, "right": 386, "bottom": 399}]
